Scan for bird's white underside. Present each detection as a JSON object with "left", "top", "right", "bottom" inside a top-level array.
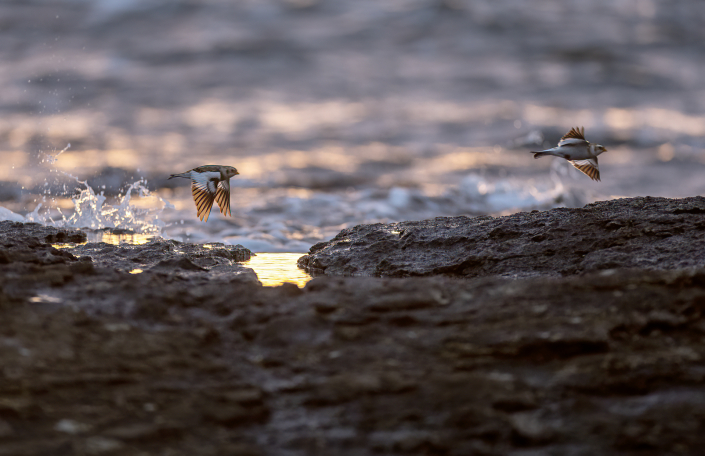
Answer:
[
  {"left": 191, "top": 171, "right": 220, "bottom": 195},
  {"left": 189, "top": 170, "right": 232, "bottom": 220},
  {"left": 534, "top": 127, "right": 603, "bottom": 181}
]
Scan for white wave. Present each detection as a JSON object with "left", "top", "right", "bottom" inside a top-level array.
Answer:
[
  {"left": 0, "top": 207, "right": 25, "bottom": 223},
  {"left": 159, "top": 172, "right": 592, "bottom": 252},
  {"left": 9, "top": 143, "right": 593, "bottom": 252}
]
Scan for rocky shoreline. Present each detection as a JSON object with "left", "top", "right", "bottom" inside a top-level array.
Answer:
[
  {"left": 298, "top": 196, "right": 705, "bottom": 278},
  {"left": 2, "top": 197, "right": 705, "bottom": 455}
]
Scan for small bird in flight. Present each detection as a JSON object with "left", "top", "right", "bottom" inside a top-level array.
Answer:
[
  {"left": 169, "top": 165, "right": 239, "bottom": 221},
  {"left": 531, "top": 127, "right": 607, "bottom": 181}
]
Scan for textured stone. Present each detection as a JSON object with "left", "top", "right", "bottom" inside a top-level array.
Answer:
[
  {"left": 298, "top": 196, "right": 705, "bottom": 278},
  {"left": 2, "top": 217, "right": 705, "bottom": 455}
]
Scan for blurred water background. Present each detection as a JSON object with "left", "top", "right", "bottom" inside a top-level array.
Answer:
[{"left": 1, "top": 0, "right": 704, "bottom": 253}]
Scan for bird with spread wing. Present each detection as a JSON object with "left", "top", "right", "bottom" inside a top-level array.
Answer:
[
  {"left": 168, "top": 165, "right": 239, "bottom": 222},
  {"left": 531, "top": 127, "right": 607, "bottom": 181}
]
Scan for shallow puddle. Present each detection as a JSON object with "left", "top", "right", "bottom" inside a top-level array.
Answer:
[
  {"left": 89, "top": 232, "right": 154, "bottom": 245},
  {"left": 52, "top": 231, "right": 154, "bottom": 249},
  {"left": 243, "top": 253, "right": 312, "bottom": 288},
  {"left": 53, "top": 233, "right": 313, "bottom": 287}
]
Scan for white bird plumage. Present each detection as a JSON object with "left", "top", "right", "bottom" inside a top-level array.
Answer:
[
  {"left": 531, "top": 127, "right": 607, "bottom": 181},
  {"left": 168, "top": 165, "right": 239, "bottom": 221}
]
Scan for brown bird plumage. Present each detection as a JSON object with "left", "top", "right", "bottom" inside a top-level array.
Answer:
[{"left": 168, "top": 165, "right": 239, "bottom": 221}]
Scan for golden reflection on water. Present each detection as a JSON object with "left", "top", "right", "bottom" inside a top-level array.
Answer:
[
  {"left": 244, "top": 253, "right": 312, "bottom": 288},
  {"left": 52, "top": 242, "right": 88, "bottom": 249},
  {"left": 52, "top": 232, "right": 154, "bottom": 249},
  {"left": 53, "top": 237, "right": 312, "bottom": 287},
  {"left": 93, "top": 232, "right": 154, "bottom": 245}
]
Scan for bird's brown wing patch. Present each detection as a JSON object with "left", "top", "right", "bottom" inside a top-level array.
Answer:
[
  {"left": 569, "top": 158, "right": 600, "bottom": 182},
  {"left": 192, "top": 165, "right": 222, "bottom": 174},
  {"left": 561, "top": 126, "right": 586, "bottom": 142},
  {"left": 558, "top": 127, "right": 588, "bottom": 147},
  {"left": 192, "top": 182, "right": 216, "bottom": 222},
  {"left": 215, "top": 180, "right": 231, "bottom": 217}
]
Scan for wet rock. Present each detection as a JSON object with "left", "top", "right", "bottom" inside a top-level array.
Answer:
[
  {"left": 0, "top": 418, "right": 14, "bottom": 438},
  {"left": 306, "top": 371, "right": 417, "bottom": 406},
  {"left": 257, "top": 315, "right": 332, "bottom": 347},
  {"left": 71, "top": 238, "right": 253, "bottom": 276},
  {"left": 203, "top": 402, "right": 269, "bottom": 427},
  {"left": 82, "top": 436, "right": 125, "bottom": 455},
  {"left": 0, "top": 222, "right": 84, "bottom": 267},
  {"left": 2, "top": 221, "right": 705, "bottom": 455},
  {"left": 0, "top": 221, "right": 87, "bottom": 245},
  {"left": 509, "top": 411, "right": 555, "bottom": 444},
  {"left": 102, "top": 422, "right": 184, "bottom": 441},
  {"left": 0, "top": 223, "right": 253, "bottom": 280},
  {"left": 151, "top": 257, "right": 207, "bottom": 271},
  {"left": 0, "top": 397, "right": 39, "bottom": 420},
  {"left": 298, "top": 196, "right": 705, "bottom": 278},
  {"left": 206, "top": 388, "right": 265, "bottom": 406},
  {"left": 54, "top": 418, "right": 93, "bottom": 435}
]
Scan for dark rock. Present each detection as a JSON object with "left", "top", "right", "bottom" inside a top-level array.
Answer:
[
  {"left": 44, "top": 230, "right": 87, "bottom": 244},
  {"left": 71, "top": 238, "right": 253, "bottom": 276},
  {"left": 203, "top": 403, "right": 269, "bottom": 426},
  {"left": 298, "top": 196, "right": 705, "bottom": 278},
  {"left": 257, "top": 315, "right": 332, "bottom": 347},
  {"left": 0, "top": 221, "right": 87, "bottom": 246},
  {"left": 152, "top": 257, "right": 207, "bottom": 271},
  {"left": 102, "top": 422, "right": 185, "bottom": 441},
  {"left": 0, "top": 221, "right": 84, "bottom": 266},
  {"left": 3, "top": 217, "right": 705, "bottom": 455},
  {"left": 304, "top": 371, "right": 415, "bottom": 406}
]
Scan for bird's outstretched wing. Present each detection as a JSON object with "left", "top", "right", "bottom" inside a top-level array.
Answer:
[
  {"left": 558, "top": 127, "right": 588, "bottom": 147},
  {"left": 191, "top": 171, "right": 220, "bottom": 222},
  {"left": 569, "top": 158, "right": 600, "bottom": 181},
  {"left": 214, "top": 179, "right": 231, "bottom": 217}
]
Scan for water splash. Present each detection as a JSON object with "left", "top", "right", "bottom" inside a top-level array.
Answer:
[
  {"left": 41, "top": 142, "right": 71, "bottom": 166},
  {"left": 21, "top": 144, "right": 174, "bottom": 235}
]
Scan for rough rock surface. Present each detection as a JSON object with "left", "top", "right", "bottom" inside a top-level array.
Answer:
[
  {"left": 0, "top": 221, "right": 256, "bottom": 281},
  {"left": 2, "top": 220, "right": 705, "bottom": 455},
  {"left": 68, "top": 234, "right": 255, "bottom": 280},
  {"left": 298, "top": 196, "right": 705, "bottom": 278}
]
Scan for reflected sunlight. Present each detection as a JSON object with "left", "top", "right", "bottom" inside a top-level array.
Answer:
[
  {"left": 243, "top": 253, "right": 312, "bottom": 288},
  {"left": 52, "top": 242, "right": 87, "bottom": 249},
  {"left": 53, "top": 232, "right": 154, "bottom": 248},
  {"left": 90, "top": 232, "right": 154, "bottom": 245}
]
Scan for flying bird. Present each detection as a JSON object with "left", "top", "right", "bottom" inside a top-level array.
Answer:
[
  {"left": 531, "top": 127, "right": 607, "bottom": 181},
  {"left": 169, "top": 165, "right": 239, "bottom": 221}
]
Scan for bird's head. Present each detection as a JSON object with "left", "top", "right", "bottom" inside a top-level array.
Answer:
[
  {"left": 593, "top": 144, "right": 607, "bottom": 155},
  {"left": 224, "top": 166, "right": 240, "bottom": 178}
]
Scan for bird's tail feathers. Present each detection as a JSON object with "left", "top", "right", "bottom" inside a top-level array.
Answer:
[{"left": 168, "top": 172, "right": 190, "bottom": 180}]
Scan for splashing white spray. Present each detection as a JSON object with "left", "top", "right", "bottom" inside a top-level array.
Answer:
[{"left": 20, "top": 144, "right": 174, "bottom": 234}]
